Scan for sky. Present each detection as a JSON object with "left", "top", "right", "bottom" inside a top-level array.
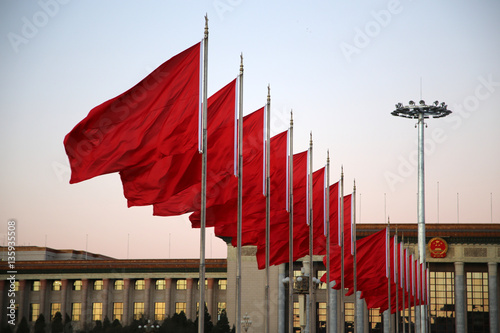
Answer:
[{"left": 1, "top": 0, "right": 499, "bottom": 260}]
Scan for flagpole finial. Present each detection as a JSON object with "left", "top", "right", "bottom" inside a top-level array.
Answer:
[
  {"left": 267, "top": 84, "right": 271, "bottom": 103},
  {"left": 204, "top": 14, "right": 209, "bottom": 38},
  {"left": 341, "top": 165, "right": 344, "bottom": 177},
  {"left": 239, "top": 53, "right": 244, "bottom": 75},
  {"left": 353, "top": 179, "right": 356, "bottom": 192},
  {"left": 309, "top": 131, "right": 313, "bottom": 147},
  {"left": 290, "top": 110, "right": 293, "bottom": 127},
  {"left": 327, "top": 150, "right": 330, "bottom": 164}
]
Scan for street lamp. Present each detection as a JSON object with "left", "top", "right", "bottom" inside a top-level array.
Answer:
[
  {"left": 242, "top": 312, "right": 252, "bottom": 333},
  {"left": 138, "top": 319, "right": 160, "bottom": 332},
  {"left": 391, "top": 99, "right": 451, "bottom": 332}
]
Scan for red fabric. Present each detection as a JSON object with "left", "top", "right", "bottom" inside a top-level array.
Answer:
[
  {"left": 255, "top": 150, "right": 310, "bottom": 269},
  {"left": 189, "top": 107, "right": 265, "bottom": 231},
  {"left": 147, "top": 79, "right": 237, "bottom": 214},
  {"left": 312, "top": 167, "right": 326, "bottom": 255},
  {"left": 64, "top": 43, "right": 201, "bottom": 184}
]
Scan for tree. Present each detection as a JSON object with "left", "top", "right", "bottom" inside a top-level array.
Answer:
[
  {"left": 91, "top": 320, "right": 104, "bottom": 333},
  {"left": 35, "top": 314, "right": 47, "bottom": 333},
  {"left": 194, "top": 304, "right": 213, "bottom": 333},
  {"left": 16, "top": 317, "right": 30, "bottom": 333},
  {"left": 52, "top": 312, "right": 64, "bottom": 333},
  {"left": 63, "top": 313, "right": 73, "bottom": 333},
  {"left": 212, "top": 310, "right": 230, "bottom": 333}
]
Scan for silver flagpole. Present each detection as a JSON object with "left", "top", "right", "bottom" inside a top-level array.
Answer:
[
  {"left": 199, "top": 15, "right": 209, "bottom": 333},
  {"left": 236, "top": 53, "right": 244, "bottom": 333},
  {"left": 402, "top": 233, "right": 406, "bottom": 333},
  {"left": 340, "top": 166, "right": 344, "bottom": 333},
  {"left": 395, "top": 227, "right": 399, "bottom": 333},
  {"left": 353, "top": 180, "right": 357, "bottom": 333},
  {"left": 386, "top": 218, "right": 392, "bottom": 333},
  {"left": 325, "top": 151, "right": 330, "bottom": 333},
  {"left": 265, "top": 86, "right": 271, "bottom": 333},
  {"left": 308, "top": 133, "right": 314, "bottom": 333},
  {"left": 288, "top": 112, "right": 294, "bottom": 333}
]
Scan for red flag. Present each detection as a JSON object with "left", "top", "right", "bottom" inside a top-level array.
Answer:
[
  {"left": 64, "top": 43, "right": 201, "bottom": 184},
  {"left": 128, "top": 79, "right": 237, "bottom": 213},
  {"left": 189, "top": 107, "right": 265, "bottom": 230},
  {"left": 312, "top": 167, "right": 326, "bottom": 255}
]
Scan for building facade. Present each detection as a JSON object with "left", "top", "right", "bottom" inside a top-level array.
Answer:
[{"left": 1, "top": 223, "right": 499, "bottom": 333}]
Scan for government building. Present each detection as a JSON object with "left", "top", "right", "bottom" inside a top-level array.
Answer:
[{"left": 1, "top": 223, "right": 499, "bottom": 333}]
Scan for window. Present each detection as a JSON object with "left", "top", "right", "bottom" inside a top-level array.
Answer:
[
  {"left": 176, "top": 279, "right": 187, "bottom": 290},
  {"left": 14, "top": 281, "right": 19, "bottom": 291},
  {"left": 94, "top": 280, "right": 104, "bottom": 290},
  {"left": 30, "top": 303, "right": 40, "bottom": 322},
  {"left": 135, "top": 279, "right": 145, "bottom": 290},
  {"left": 197, "top": 279, "right": 208, "bottom": 289},
  {"left": 293, "top": 302, "right": 300, "bottom": 330},
  {"left": 429, "top": 271, "right": 455, "bottom": 332},
  {"left": 466, "top": 271, "right": 489, "bottom": 333},
  {"left": 218, "top": 279, "right": 227, "bottom": 290},
  {"left": 154, "top": 302, "right": 166, "bottom": 321},
  {"left": 134, "top": 302, "right": 145, "bottom": 320},
  {"left": 155, "top": 279, "right": 166, "bottom": 290},
  {"left": 217, "top": 302, "right": 226, "bottom": 320},
  {"left": 51, "top": 303, "right": 61, "bottom": 320},
  {"left": 72, "top": 303, "right": 81, "bottom": 321},
  {"left": 114, "top": 280, "right": 124, "bottom": 290},
  {"left": 344, "top": 302, "right": 354, "bottom": 332},
  {"left": 113, "top": 303, "right": 123, "bottom": 321},
  {"left": 52, "top": 280, "right": 62, "bottom": 291},
  {"left": 317, "top": 302, "right": 326, "bottom": 329},
  {"left": 92, "top": 303, "right": 103, "bottom": 321},
  {"left": 175, "top": 302, "right": 187, "bottom": 314},
  {"left": 32, "top": 281, "right": 40, "bottom": 291},
  {"left": 317, "top": 270, "right": 327, "bottom": 289},
  {"left": 369, "top": 308, "right": 382, "bottom": 332},
  {"left": 73, "top": 280, "right": 82, "bottom": 291}
]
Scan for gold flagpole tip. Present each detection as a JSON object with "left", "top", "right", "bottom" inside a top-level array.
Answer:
[
  {"left": 309, "top": 131, "right": 313, "bottom": 147},
  {"left": 290, "top": 109, "right": 293, "bottom": 123},
  {"left": 353, "top": 179, "right": 356, "bottom": 191},
  {"left": 327, "top": 150, "right": 330, "bottom": 162},
  {"left": 204, "top": 14, "right": 208, "bottom": 34},
  {"left": 267, "top": 84, "right": 270, "bottom": 102}
]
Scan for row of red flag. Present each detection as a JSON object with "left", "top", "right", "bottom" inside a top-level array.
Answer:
[{"left": 63, "top": 41, "right": 427, "bottom": 313}]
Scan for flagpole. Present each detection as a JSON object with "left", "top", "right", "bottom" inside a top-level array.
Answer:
[
  {"left": 265, "top": 85, "right": 271, "bottom": 333},
  {"left": 308, "top": 133, "right": 314, "bottom": 333},
  {"left": 199, "top": 15, "right": 209, "bottom": 333},
  {"left": 395, "top": 226, "right": 399, "bottom": 333},
  {"left": 353, "top": 180, "right": 357, "bottom": 333},
  {"left": 288, "top": 111, "right": 294, "bottom": 333},
  {"left": 402, "top": 233, "right": 406, "bottom": 333},
  {"left": 386, "top": 218, "right": 391, "bottom": 333},
  {"left": 236, "top": 53, "right": 244, "bottom": 333},
  {"left": 340, "top": 166, "right": 344, "bottom": 333},
  {"left": 325, "top": 151, "right": 331, "bottom": 333}
]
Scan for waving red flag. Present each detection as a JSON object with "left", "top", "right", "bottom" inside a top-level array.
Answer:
[{"left": 64, "top": 43, "right": 201, "bottom": 184}]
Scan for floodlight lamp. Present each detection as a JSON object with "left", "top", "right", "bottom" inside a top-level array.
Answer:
[
  {"left": 409, "top": 100, "right": 415, "bottom": 105},
  {"left": 434, "top": 100, "right": 439, "bottom": 106},
  {"left": 419, "top": 100, "right": 425, "bottom": 105}
]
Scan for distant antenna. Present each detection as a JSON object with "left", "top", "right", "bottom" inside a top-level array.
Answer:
[{"left": 127, "top": 233, "right": 130, "bottom": 259}]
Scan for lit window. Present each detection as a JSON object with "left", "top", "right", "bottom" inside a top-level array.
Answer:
[
  {"left": 317, "top": 270, "right": 327, "bottom": 289},
  {"left": 72, "top": 303, "right": 81, "bottom": 321},
  {"left": 52, "top": 280, "right": 62, "bottom": 291},
  {"left": 32, "top": 281, "right": 40, "bottom": 291},
  {"left": 176, "top": 279, "right": 187, "bottom": 290},
  {"left": 113, "top": 303, "right": 123, "bottom": 321},
  {"left": 30, "top": 303, "right": 40, "bottom": 322},
  {"left": 134, "top": 302, "right": 145, "bottom": 320},
  {"left": 94, "top": 280, "right": 103, "bottom": 291},
  {"left": 369, "top": 308, "right": 382, "bottom": 331},
  {"left": 293, "top": 302, "right": 300, "bottom": 329},
  {"left": 93, "top": 303, "right": 103, "bottom": 321},
  {"left": 217, "top": 302, "right": 226, "bottom": 320},
  {"left": 50, "top": 303, "right": 61, "bottom": 320},
  {"left": 154, "top": 302, "right": 166, "bottom": 321},
  {"left": 345, "top": 302, "right": 354, "bottom": 330},
  {"left": 114, "top": 280, "right": 124, "bottom": 290},
  {"left": 175, "top": 302, "right": 187, "bottom": 314},
  {"left": 317, "top": 302, "right": 326, "bottom": 328},
  {"left": 197, "top": 279, "right": 208, "bottom": 289},
  {"left": 135, "top": 280, "right": 145, "bottom": 290},
  {"left": 155, "top": 279, "right": 166, "bottom": 290},
  {"left": 466, "top": 271, "right": 489, "bottom": 332},
  {"left": 429, "top": 271, "right": 455, "bottom": 332},
  {"left": 14, "top": 281, "right": 20, "bottom": 291},
  {"left": 73, "top": 280, "right": 82, "bottom": 291},
  {"left": 218, "top": 279, "right": 227, "bottom": 290}
]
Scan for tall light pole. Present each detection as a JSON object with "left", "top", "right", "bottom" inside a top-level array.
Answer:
[{"left": 391, "top": 100, "right": 451, "bottom": 332}]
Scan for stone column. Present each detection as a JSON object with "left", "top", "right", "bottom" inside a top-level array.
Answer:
[
  {"left": 40, "top": 279, "right": 48, "bottom": 320},
  {"left": 123, "top": 279, "right": 131, "bottom": 326},
  {"left": 454, "top": 262, "right": 465, "bottom": 333},
  {"left": 144, "top": 278, "right": 152, "bottom": 319},
  {"left": 207, "top": 278, "right": 214, "bottom": 319},
  {"left": 17, "top": 280, "right": 27, "bottom": 322},
  {"left": 488, "top": 262, "right": 498, "bottom": 333},
  {"left": 102, "top": 279, "right": 110, "bottom": 321},
  {"left": 61, "top": 279, "right": 68, "bottom": 319},
  {"left": 186, "top": 278, "right": 193, "bottom": 320},
  {"left": 0, "top": 280, "right": 5, "bottom": 324},
  {"left": 81, "top": 279, "right": 89, "bottom": 329},
  {"left": 165, "top": 278, "right": 172, "bottom": 317}
]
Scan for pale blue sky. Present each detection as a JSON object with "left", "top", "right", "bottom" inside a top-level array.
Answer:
[{"left": 1, "top": 0, "right": 499, "bottom": 259}]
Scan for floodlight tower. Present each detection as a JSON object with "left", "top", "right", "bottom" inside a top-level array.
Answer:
[{"left": 391, "top": 100, "right": 451, "bottom": 332}]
